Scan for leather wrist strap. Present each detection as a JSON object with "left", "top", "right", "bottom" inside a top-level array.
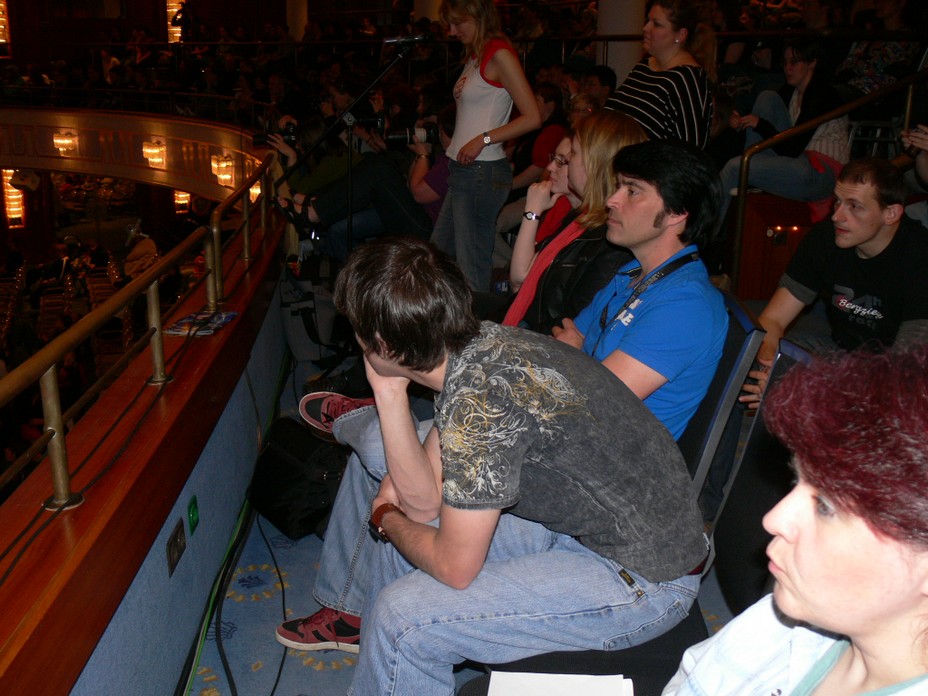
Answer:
[{"left": 369, "top": 502, "right": 404, "bottom": 543}]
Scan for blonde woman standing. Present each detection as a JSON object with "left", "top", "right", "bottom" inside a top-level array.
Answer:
[{"left": 431, "top": 0, "right": 541, "bottom": 291}]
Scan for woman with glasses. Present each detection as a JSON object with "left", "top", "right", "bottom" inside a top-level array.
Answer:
[
  {"left": 494, "top": 82, "right": 571, "bottom": 242},
  {"left": 501, "top": 110, "right": 646, "bottom": 333},
  {"left": 716, "top": 39, "right": 849, "bottom": 227}
]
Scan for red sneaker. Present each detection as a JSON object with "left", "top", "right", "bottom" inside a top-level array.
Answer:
[
  {"left": 275, "top": 606, "right": 361, "bottom": 653},
  {"left": 298, "top": 391, "right": 375, "bottom": 442}
]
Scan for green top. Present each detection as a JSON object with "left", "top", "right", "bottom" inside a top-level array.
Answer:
[{"left": 791, "top": 640, "right": 928, "bottom": 696}]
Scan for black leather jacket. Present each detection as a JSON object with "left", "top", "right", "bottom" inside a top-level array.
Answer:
[{"left": 522, "top": 215, "right": 633, "bottom": 335}]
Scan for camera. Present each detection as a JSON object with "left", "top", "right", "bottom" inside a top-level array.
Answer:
[
  {"left": 383, "top": 122, "right": 440, "bottom": 149},
  {"left": 253, "top": 122, "right": 298, "bottom": 148}
]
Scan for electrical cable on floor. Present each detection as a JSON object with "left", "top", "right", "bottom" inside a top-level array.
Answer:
[
  {"left": 256, "top": 514, "right": 289, "bottom": 696},
  {"left": 213, "top": 504, "right": 254, "bottom": 696},
  {"left": 176, "top": 346, "right": 293, "bottom": 695},
  {"left": 173, "top": 500, "right": 256, "bottom": 696}
]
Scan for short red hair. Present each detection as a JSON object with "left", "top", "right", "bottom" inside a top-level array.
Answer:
[{"left": 764, "top": 345, "right": 928, "bottom": 548}]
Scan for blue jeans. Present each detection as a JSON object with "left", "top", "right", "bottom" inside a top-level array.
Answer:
[
  {"left": 312, "top": 405, "right": 425, "bottom": 615},
  {"left": 316, "top": 410, "right": 700, "bottom": 696},
  {"left": 719, "top": 90, "right": 836, "bottom": 225},
  {"left": 350, "top": 515, "right": 699, "bottom": 696},
  {"left": 430, "top": 158, "right": 512, "bottom": 292}
]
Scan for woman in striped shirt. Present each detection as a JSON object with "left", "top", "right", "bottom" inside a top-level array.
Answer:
[{"left": 605, "top": 0, "right": 714, "bottom": 149}]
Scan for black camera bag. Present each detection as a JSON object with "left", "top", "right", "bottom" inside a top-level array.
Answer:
[{"left": 249, "top": 417, "right": 348, "bottom": 539}]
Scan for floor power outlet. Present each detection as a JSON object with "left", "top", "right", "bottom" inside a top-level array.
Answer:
[{"left": 166, "top": 518, "right": 187, "bottom": 577}]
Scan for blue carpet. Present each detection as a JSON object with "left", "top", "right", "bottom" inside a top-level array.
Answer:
[
  {"left": 192, "top": 513, "right": 484, "bottom": 696},
  {"left": 192, "top": 518, "right": 359, "bottom": 696}
]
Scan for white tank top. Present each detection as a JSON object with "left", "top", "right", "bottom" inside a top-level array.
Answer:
[{"left": 447, "top": 39, "right": 515, "bottom": 162}]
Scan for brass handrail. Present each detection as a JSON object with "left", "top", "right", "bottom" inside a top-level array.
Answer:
[
  {"left": 0, "top": 152, "right": 277, "bottom": 506},
  {"left": 730, "top": 67, "right": 928, "bottom": 289}
]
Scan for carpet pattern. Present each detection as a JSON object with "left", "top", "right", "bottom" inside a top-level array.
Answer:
[{"left": 192, "top": 520, "right": 359, "bottom": 696}]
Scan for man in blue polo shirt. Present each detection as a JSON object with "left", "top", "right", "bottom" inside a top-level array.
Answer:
[{"left": 553, "top": 140, "right": 728, "bottom": 439}]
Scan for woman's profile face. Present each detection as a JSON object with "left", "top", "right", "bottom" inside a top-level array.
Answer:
[
  {"left": 782, "top": 48, "right": 815, "bottom": 89},
  {"left": 763, "top": 478, "right": 928, "bottom": 638},
  {"left": 567, "top": 135, "right": 588, "bottom": 199},
  {"left": 643, "top": 4, "right": 683, "bottom": 57},
  {"left": 446, "top": 14, "right": 477, "bottom": 47},
  {"left": 547, "top": 137, "right": 572, "bottom": 195}
]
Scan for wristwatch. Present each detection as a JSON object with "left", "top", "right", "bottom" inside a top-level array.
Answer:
[
  {"left": 523, "top": 211, "right": 540, "bottom": 221},
  {"left": 482, "top": 132, "right": 492, "bottom": 146},
  {"left": 369, "top": 502, "right": 404, "bottom": 543}
]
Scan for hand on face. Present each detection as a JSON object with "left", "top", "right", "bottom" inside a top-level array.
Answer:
[
  {"left": 361, "top": 350, "right": 411, "bottom": 401},
  {"left": 525, "top": 179, "right": 562, "bottom": 214}
]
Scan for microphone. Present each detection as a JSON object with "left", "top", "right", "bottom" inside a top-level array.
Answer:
[{"left": 383, "top": 33, "right": 433, "bottom": 46}]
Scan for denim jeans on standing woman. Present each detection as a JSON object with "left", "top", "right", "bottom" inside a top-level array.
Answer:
[{"left": 430, "top": 158, "right": 512, "bottom": 292}]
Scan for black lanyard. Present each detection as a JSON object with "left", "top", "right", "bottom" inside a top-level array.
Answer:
[{"left": 593, "top": 251, "right": 700, "bottom": 353}]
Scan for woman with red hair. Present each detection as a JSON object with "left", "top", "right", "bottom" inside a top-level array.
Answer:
[{"left": 666, "top": 346, "right": 928, "bottom": 695}]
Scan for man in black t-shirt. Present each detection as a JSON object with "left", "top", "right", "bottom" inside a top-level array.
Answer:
[{"left": 742, "top": 158, "right": 928, "bottom": 406}]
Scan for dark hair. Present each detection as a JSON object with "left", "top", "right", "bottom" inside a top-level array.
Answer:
[
  {"left": 653, "top": 0, "right": 717, "bottom": 79},
  {"left": 333, "top": 237, "right": 481, "bottom": 371},
  {"left": 652, "top": 0, "right": 699, "bottom": 36},
  {"left": 534, "top": 81, "right": 566, "bottom": 122},
  {"left": 764, "top": 346, "right": 928, "bottom": 549},
  {"left": 783, "top": 38, "right": 823, "bottom": 65},
  {"left": 612, "top": 140, "right": 722, "bottom": 246},
  {"left": 837, "top": 158, "right": 908, "bottom": 209},
  {"left": 586, "top": 64, "right": 618, "bottom": 92},
  {"left": 534, "top": 80, "right": 562, "bottom": 107}
]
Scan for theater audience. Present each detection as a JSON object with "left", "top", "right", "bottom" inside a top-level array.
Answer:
[{"left": 833, "top": 0, "right": 922, "bottom": 107}]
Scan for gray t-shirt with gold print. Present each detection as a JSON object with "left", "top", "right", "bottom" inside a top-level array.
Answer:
[{"left": 434, "top": 322, "right": 705, "bottom": 582}]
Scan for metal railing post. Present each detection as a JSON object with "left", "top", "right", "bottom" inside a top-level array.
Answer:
[
  {"left": 202, "top": 230, "right": 218, "bottom": 312},
  {"left": 146, "top": 280, "right": 171, "bottom": 385},
  {"left": 210, "top": 211, "right": 225, "bottom": 306},
  {"left": 40, "top": 366, "right": 84, "bottom": 510},
  {"left": 242, "top": 194, "right": 252, "bottom": 262}
]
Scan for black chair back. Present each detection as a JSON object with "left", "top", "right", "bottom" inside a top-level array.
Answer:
[{"left": 712, "top": 339, "right": 812, "bottom": 615}]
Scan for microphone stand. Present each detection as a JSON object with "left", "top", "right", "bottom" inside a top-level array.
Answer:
[{"left": 275, "top": 43, "right": 416, "bottom": 256}]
